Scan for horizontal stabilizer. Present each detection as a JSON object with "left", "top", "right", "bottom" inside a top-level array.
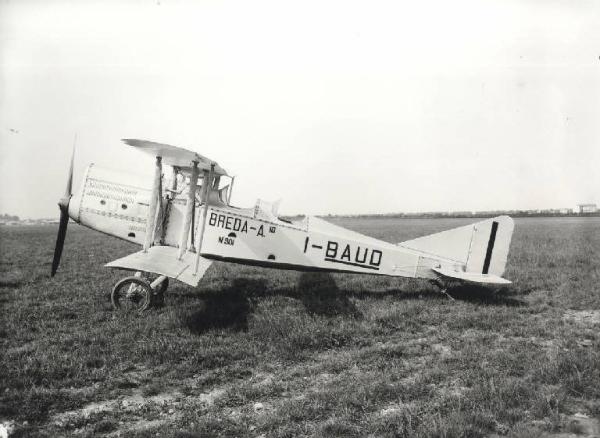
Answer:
[
  {"left": 105, "top": 245, "right": 212, "bottom": 287},
  {"left": 433, "top": 267, "right": 511, "bottom": 285}
]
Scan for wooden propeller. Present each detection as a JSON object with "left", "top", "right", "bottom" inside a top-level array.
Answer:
[{"left": 51, "top": 146, "right": 74, "bottom": 277}]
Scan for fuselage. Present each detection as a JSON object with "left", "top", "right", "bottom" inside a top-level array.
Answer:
[{"left": 69, "top": 163, "right": 450, "bottom": 280}]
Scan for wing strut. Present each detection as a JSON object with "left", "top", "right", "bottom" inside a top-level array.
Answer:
[
  {"left": 194, "top": 163, "right": 215, "bottom": 275},
  {"left": 144, "top": 156, "right": 162, "bottom": 252},
  {"left": 178, "top": 161, "right": 199, "bottom": 259}
]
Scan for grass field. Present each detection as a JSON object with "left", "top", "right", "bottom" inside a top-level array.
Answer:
[{"left": 1, "top": 217, "right": 600, "bottom": 437}]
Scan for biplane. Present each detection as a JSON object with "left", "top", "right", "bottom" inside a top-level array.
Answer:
[{"left": 51, "top": 139, "right": 514, "bottom": 311}]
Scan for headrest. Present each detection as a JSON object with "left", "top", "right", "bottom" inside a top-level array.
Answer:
[{"left": 254, "top": 199, "right": 282, "bottom": 221}]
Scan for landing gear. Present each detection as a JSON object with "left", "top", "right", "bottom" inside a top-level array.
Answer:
[
  {"left": 148, "top": 275, "right": 169, "bottom": 307},
  {"left": 111, "top": 277, "right": 152, "bottom": 312},
  {"left": 111, "top": 273, "right": 169, "bottom": 312}
]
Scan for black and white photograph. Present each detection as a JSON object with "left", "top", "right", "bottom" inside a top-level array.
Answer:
[{"left": 1, "top": 0, "right": 599, "bottom": 436}]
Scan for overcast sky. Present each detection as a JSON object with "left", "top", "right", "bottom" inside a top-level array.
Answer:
[{"left": 1, "top": 0, "right": 599, "bottom": 218}]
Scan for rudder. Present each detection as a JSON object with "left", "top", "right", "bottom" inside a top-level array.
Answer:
[{"left": 465, "top": 216, "right": 514, "bottom": 276}]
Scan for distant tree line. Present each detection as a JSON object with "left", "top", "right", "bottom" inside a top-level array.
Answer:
[
  {"left": 0, "top": 213, "right": 20, "bottom": 221},
  {"left": 324, "top": 210, "right": 600, "bottom": 219}
]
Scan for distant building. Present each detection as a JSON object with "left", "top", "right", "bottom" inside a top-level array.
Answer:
[
  {"left": 559, "top": 208, "right": 573, "bottom": 215},
  {"left": 577, "top": 203, "right": 597, "bottom": 214}
]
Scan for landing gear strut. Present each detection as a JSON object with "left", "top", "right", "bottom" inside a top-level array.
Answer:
[
  {"left": 148, "top": 275, "right": 169, "bottom": 307},
  {"left": 111, "top": 273, "right": 169, "bottom": 312}
]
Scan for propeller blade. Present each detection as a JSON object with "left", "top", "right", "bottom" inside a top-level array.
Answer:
[
  {"left": 64, "top": 141, "right": 75, "bottom": 199},
  {"left": 51, "top": 206, "right": 69, "bottom": 277},
  {"left": 52, "top": 140, "right": 76, "bottom": 277}
]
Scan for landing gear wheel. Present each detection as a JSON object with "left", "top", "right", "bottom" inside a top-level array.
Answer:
[{"left": 111, "top": 277, "right": 152, "bottom": 312}]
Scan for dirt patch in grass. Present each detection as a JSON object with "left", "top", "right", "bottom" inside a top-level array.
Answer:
[
  {"left": 563, "top": 309, "right": 600, "bottom": 326},
  {"left": 53, "top": 389, "right": 184, "bottom": 424},
  {"left": 196, "top": 388, "right": 226, "bottom": 406}
]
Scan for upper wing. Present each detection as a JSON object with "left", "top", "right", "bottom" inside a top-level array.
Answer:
[{"left": 123, "top": 139, "right": 228, "bottom": 176}]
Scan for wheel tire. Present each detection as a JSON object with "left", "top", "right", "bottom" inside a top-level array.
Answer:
[{"left": 111, "top": 277, "right": 152, "bottom": 313}]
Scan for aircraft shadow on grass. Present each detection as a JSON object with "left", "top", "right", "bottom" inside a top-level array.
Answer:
[
  {"left": 0, "top": 280, "right": 23, "bottom": 289},
  {"left": 181, "top": 273, "right": 360, "bottom": 334},
  {"left": 438, "top": 284, "right": 530, "bottom": 307},
  {"left": 178, "top": 272, "right": 529, "bottom": 334}
]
